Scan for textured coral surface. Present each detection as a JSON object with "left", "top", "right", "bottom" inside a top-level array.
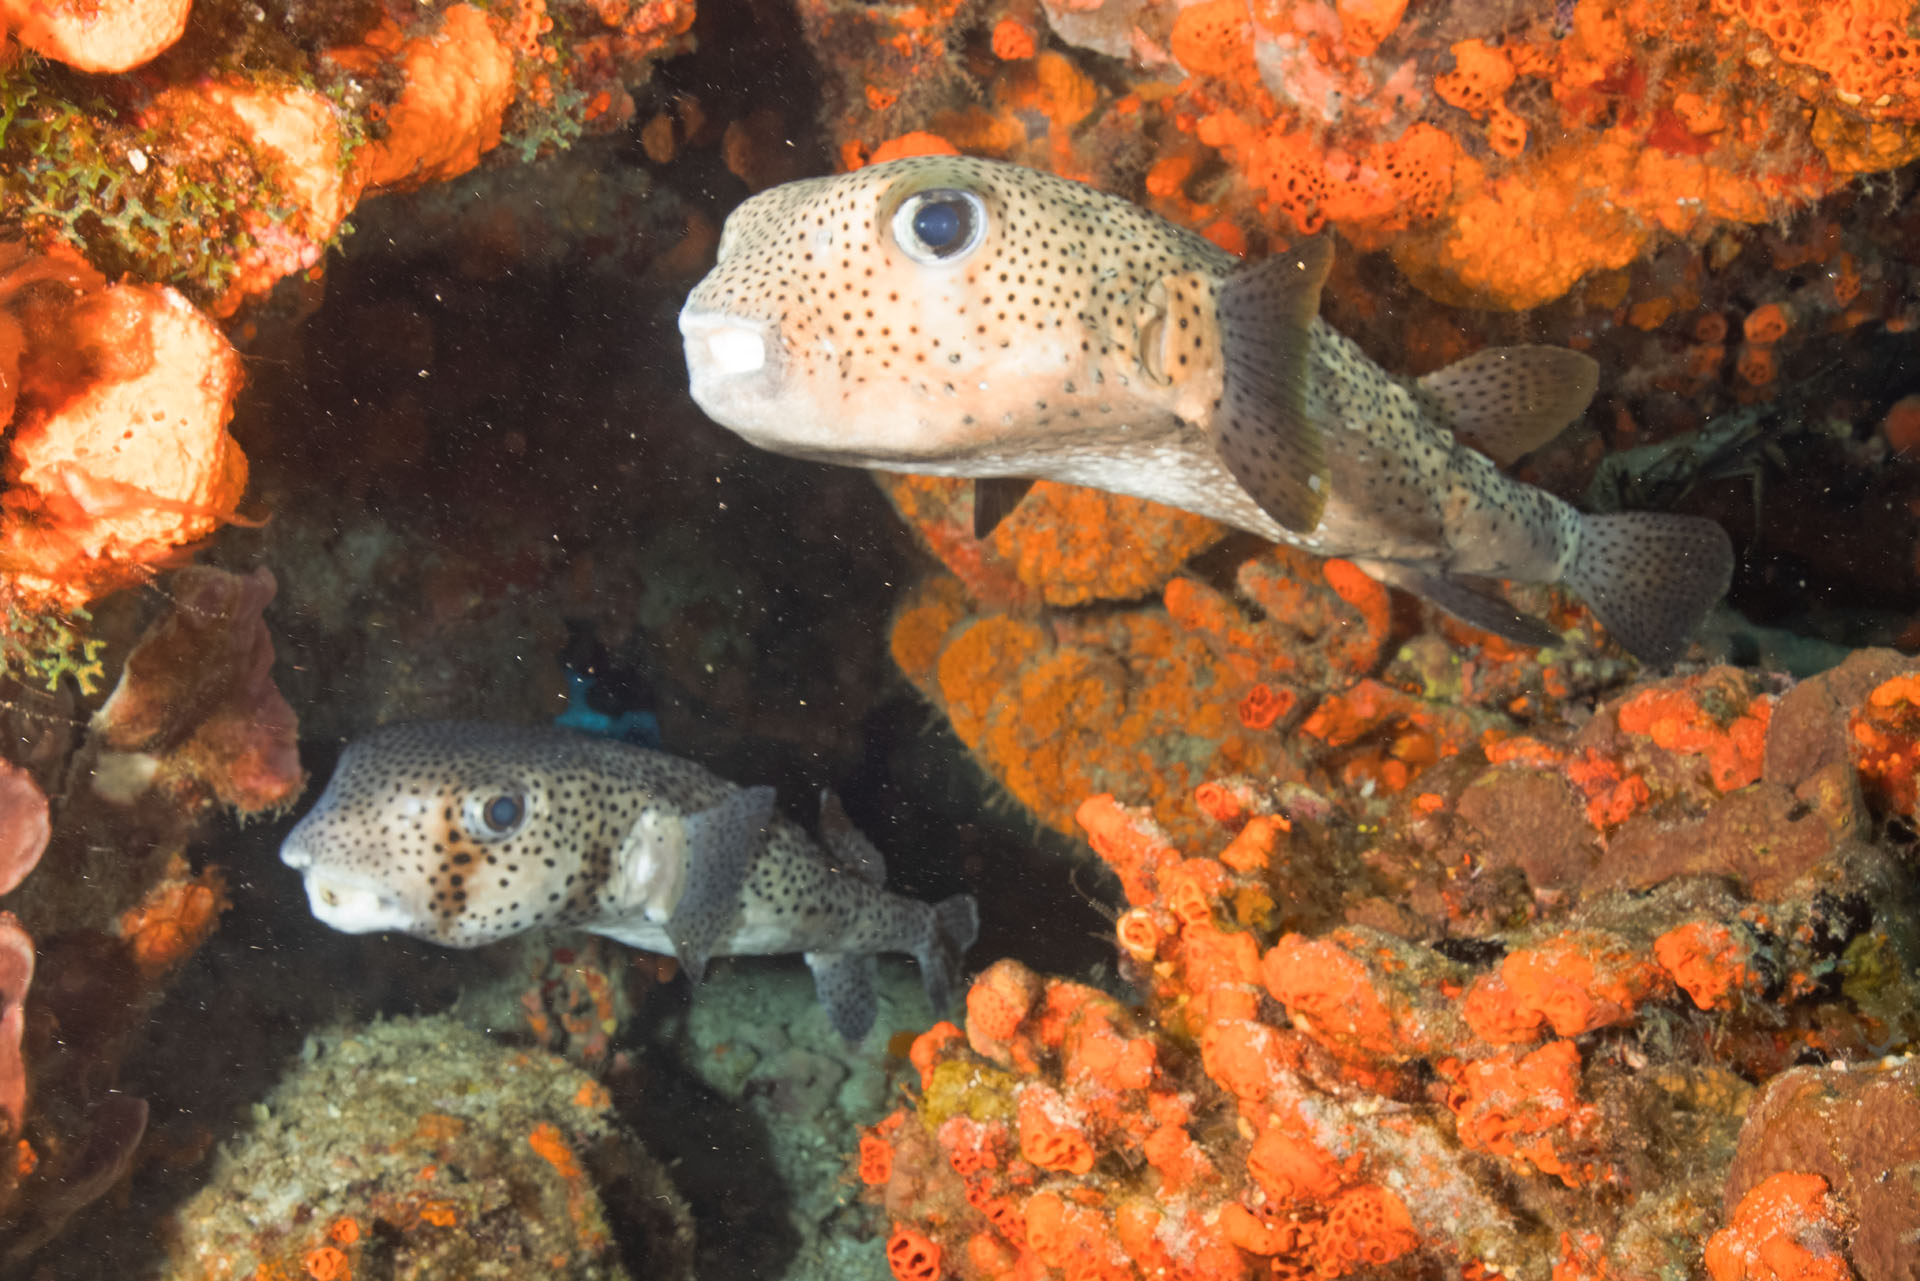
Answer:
[
  {"left": 161, "top": 1014, "right": 694, "bottom": 1281},
  {"left": 861, "top": 651, "right": 1920, "bottom": 1279}
]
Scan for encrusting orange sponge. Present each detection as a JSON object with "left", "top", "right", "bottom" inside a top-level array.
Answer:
[{"left": 1703, "top": 1172, "right": 1855, "bottom": 1281}]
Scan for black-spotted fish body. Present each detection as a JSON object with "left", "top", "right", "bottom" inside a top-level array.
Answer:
[
  {"left": 679, "top": 155, "right": 1733, "bottom": 665},
  {"left": 279, "top": 722, "right": 979, "bottom": 1041}
]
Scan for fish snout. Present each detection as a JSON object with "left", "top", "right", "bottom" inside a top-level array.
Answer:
[
  {"left": 294, "top": 864, "right": 424, "bottom": 937},
  {"left": 281, "top": 822, "right": 426, "bottom": 937},
  {"left": 679, "top": 307, "right": 785, "bottom": 426}
]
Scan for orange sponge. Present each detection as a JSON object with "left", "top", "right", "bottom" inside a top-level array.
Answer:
[
  {"left": 344, "top": 6, "right": 517, "bottom": 194},
  {"left": 2, "top": 279, "right": 248, "bottom": 610},
  {"left": 2, "top": 0, "right": 190, "bottom": 72}
]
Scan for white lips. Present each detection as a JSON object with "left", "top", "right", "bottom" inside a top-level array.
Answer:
[
  {"left": 701, "top": 325, "right": 766, "bottom": 375},
  {"left": 680, "top": 311, "right": 771, "bottom": 377},
  {"left": 679, "top": 309, "right": 784, "bottom": 431},
  {"left": 297, "top": 868, "right": 419, "bottom": 935}
]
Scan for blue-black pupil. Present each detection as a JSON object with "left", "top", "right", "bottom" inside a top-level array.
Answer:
[
  {"left": 912, "top": 199, "right": 968, "bottom": 254},
  {"left": 485, "top": 795, "right": 522, "bottom": 830}
]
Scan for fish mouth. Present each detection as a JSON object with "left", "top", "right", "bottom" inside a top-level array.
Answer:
[
  {"left": 679, "top": 308, "right": 784, "bottom": 421},
  {"left": 299, "top": 867, "right": 420, "bottom": 935},
  {"left": 281, "top": 838, "right": 421, "bottom": 935}
]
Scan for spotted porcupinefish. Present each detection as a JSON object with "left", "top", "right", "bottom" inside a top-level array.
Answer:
[
  {"left": 279, "top": 722, "right": 979, "bottom": 1041},
  {"left": 678, "top": 155, "right": 1734, "bottom": 665}
]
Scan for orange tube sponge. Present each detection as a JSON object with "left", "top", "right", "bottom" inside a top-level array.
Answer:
[
  {"left": 1025, "top": 1190, "right": 1132, "bottom": 1281},
  {"left": 2, "top": 279, "right": 248, "bottom": 611},
  {"left": 1742, "top": 303, "right": 1794, "bottom": 345},
  {"left": 1435, "top": 40, "right": 1515, "bottom": 117},
  {"left": 1703, "top": 1172, "right": 1854, "bottom": 1281},
  {"left": 1, "top": 0, "right": 189, "bottom": 71},
  {"left": 348, "top": 5, "right": 517, "bottom": 194},
  {"left": 1336, "top": 0, "right": 1407, "bottom": 57},
  {"left": 1881, "top": 395, "right": 1920, "bottom": 456},
  {"left": 1460, "top": 972, "right": 1546, "bottom": 1045},
  {"left": 1317, "top": 1185, "right": 1420, "bottom": 1273},
  {"left": 1016, "top": 1083, "right": 1096, "bottom": 1174},
  {"left": 1076, "top": 794, "right": 1182, "bottom": 908},
  {"left": 885, "top": 1225, "right": 943, "bottom": 1281}
]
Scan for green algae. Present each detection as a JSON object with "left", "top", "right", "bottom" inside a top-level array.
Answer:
[
  {"left": 0, "top": 55, "right": 255, "bottom": 301},
  {"left": 3, "top": 607, "right": 106, "bottom": 696}
]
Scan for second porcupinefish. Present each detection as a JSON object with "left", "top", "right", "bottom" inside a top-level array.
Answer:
[
  {"left": 678, "top": 155, "right": 1734, "bottom": 665},
  {"left": 279, "top": 722, "right": 979, "bottom": 1041}
]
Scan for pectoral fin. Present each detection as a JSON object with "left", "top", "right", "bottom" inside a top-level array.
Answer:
[
  {"left": 1355, "top": 558, "right": 1562, "bottom": 650},
  {"left": 973, "top": 477, "right": 1035, "bottom": 539},
  {"left": 666, "top": 784, "right": 775, "bottom": 983},
  {"left": 1213, "top": 238, "right": 1333, "bottom": 534},
  {"left": 1417, "top": 347, "right": 1599, "bottom": 466}
]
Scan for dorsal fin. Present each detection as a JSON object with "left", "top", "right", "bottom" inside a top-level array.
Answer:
[
  {"left": 817, "top": 789, "right": 886, "bottom": 886},
  {"left": 1417, "top": 347, "right": 1599, "bottom": 466},
  {"left": 973, "top": 476, "right": 1035, "bottom": 539},
  {"left": 1212, "top": 237, "right": 1333, "bottom": 534}
]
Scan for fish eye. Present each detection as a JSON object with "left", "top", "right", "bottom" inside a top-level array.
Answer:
[
  {"left": 892, "top": 189, "right": 986, "bottom": 265},
  {"left": 465, "top": 790, "right": 526, "bottom": 839}
]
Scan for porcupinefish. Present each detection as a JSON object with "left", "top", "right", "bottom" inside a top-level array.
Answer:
[
  {"left": 279, "top": 722, "right": 979, "bottom": 1041},
  {"left": 678, "top": 155, "right": 1734, "bottom": 665}
]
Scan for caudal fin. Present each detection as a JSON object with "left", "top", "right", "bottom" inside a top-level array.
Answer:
[
  {"left": 915, "top": 893, "right": 980, "bottom": 1016},
  {"left": 1565, "top": 512, "right": 1734, "bottom": 666}
]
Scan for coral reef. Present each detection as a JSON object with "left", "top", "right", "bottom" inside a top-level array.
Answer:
[
  {"left": 2, "top": 0, "right": 1916, "bottom": 1278},
  {"left": 810, "top": 0, "right": 1920, "bottom": 315},
  {"left": 0, "top": 561, "right": 303, "bottom": 1260},
  {"left": 0, "top": 0, "right": 699, "bottom": 676},
  {"left": 0, "top": 0, "right": 692, "bottom": 309},
  {"left": 858, "top": 648, "right": 1920, "bottom": 1278},
  {"left": 160, "top": 1013, "right": 695, "bottom": 1281},
  {"left": 889, "top": 537, "right": 1624, "bottom": 846}
]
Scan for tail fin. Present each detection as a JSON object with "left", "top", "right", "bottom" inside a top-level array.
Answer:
[
  {"left": 1565, "top": 512, "right": 1734, "bottom": 666},
  {"left": 915, "top": 893, "right": 980, "bottom": 1016}
]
